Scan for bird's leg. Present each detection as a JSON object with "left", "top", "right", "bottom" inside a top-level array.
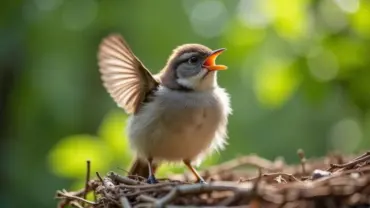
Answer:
[
  {"left": 183, "top": 159, "right": 206, "bottom": 184},
  {"left": 146, "top": 157, "right": 158, "bottom": 184}
]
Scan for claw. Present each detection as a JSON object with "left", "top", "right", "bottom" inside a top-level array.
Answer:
[{"left": 147, "top": 175, "right": 158, "bottom": 184}]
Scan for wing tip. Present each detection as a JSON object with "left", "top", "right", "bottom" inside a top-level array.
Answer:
[
  {"left": 103, "top": 33, "right": 123, "bottom": 42},
  {"left": 97, "top": 33, "right": 123, "bottom": 55},
  {"left": 97, "top": 33, "right": 156, "bottom": 115}
]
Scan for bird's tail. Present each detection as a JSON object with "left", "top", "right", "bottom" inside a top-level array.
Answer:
[{"left": 128, "top": 158, "right": 158, "bottom": 178}]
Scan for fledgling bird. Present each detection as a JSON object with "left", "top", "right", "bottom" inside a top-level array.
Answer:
[{"left": 98, "top": 34, "right": 231, "bottom": 184}]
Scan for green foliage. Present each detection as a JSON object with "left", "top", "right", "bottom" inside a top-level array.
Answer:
[
  {"left": 253, "top": 59, "right": 301, "bottom": 108},
  {"left": 48, "top": 109, "right": 131, "bottom": 182},
  {"left": 3, "top": 0, "right": 370, "bottom": 207},
  {"left": 97, "top": 109, "right": 132, "bottom": 161},
  {"left": 48, "top": 134, "right": 111, "bottom": 178}
]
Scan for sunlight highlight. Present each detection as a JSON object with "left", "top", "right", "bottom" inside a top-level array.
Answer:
[{"left": 253, "top": 60, "right": 301, "bottom": 108}]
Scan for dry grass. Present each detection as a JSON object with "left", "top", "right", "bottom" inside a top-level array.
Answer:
[{"left": 55, "top": 150, "right": 370, "bottom": 208}]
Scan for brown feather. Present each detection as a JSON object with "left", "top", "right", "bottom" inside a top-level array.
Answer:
[{"left": 98, "top": 34, "right": 159, "bottom": 114}]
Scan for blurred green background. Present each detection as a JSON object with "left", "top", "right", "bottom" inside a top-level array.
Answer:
[{"left": 1, "top": 0, "right": 370, "bottom": 207}]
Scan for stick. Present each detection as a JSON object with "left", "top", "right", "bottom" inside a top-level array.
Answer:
[
  {"left": 83, "top": 160, "right": 91, "bottom": 205},
  {"left": 108, "top": 171, "right": 145, "bottom": 185},
  {"left": 70, "top": 201, "right": 84, "bottom": 208},
  {"left": 240, "top": 172, "right": 300, "bottom": 183},
  {"left": 330, "top": 155, "right": 370, "bottom": 170},
  {"left": 137, "top": 194, "right": 157, "bottom": 203},
  {"left": 56, "top": 190, "right": 97, "bottom": 205},
  {"left": 297, "top": 149, "right": 307, "bottom": 175},
  {"left": 120, "top": 196, "right": 131, "bottom": 208},
  {"left": 96, "top": 172, "right": 104, "bottom": 183}
]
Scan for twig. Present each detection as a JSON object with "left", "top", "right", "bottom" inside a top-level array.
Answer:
[
  {"left": 70, "top": 201, "right": 84, "bottom": 208},
  {"left": 109, "top": 171, "right": 145, "bottom": 185},
  {"left": 154, "top": 182, "right": 254, "bottom": 207},
  {"left": 58, "top": 199, "right": 68, "bottom": 208},
  {"left": 351, "top": 151, "right": 370, "bottom": 161},
  {"left": 330, "top": 155, "right": 370, "bottom": 170},
  {"left": 297, "top": 149, "right": 307, "bottom": 175},
  {"left": 240, "top": 172, "right": 300, "bottom": 183},
  {"left": 83, "top": 160, "right": 91, "bottom": 205},
  {"left": 122, "top": 187, "right": 172, "bottom": 197},
  {"left": 135, "top": 203, "right": 153, "bottom": 208},
  {"left": 119, "top": 182, "right": 176, "bottom": 189},
  {"left": 96, "top": 172, "right": 115, "bottom": 190},
  {"left": 56, "top": 190, "right": 97, "bottom": 205},
  {"left": 137, "top": 194, "right": 157, "bottom": 203},
  {"left": 96, "top": 172, "right": 104, "bottom": 183},
  {"left": 204, "top": 155, "right": 279, "bottom": 174},
  {"left": 127, "top": 174, "right": 148, "bottom": 182},
  {"left": 56, "top": 187, "right": 96, "bottom": 208},
  {"left": 155, "top": 188, "right": 178, "bottom": 208},
  {"left": 120, "top": 196, "right": 131, "bottom": 208},
  {"left": 218, "top": 191, "right": 241, "bottom": 206}
]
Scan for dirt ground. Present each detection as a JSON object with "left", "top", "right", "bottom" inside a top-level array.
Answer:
[{"left": 56, "top": 150, "right": 370, "bottom": 208}]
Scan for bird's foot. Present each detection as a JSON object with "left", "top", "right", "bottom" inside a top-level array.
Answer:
[
  {"left": 147, "top": 175, "right": 158, "bottom": 184},
  {"left": 196, "top": 178, "right": 207, "bottom": 184}
]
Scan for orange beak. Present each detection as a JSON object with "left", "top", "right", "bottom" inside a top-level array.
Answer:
[{"left": 202, "top": 48, "right": 227, "bottom": 71}]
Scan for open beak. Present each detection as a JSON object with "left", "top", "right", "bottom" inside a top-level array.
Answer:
[{"left": 202, "top": 48, "right": 227, "bottom": 71}]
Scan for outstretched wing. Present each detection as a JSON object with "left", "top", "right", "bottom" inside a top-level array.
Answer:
[{"left": 98, "top": 34, "right": 158, "bottom": 114}]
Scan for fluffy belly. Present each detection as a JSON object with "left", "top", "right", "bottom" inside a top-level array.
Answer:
[
  {"left": 127, "top": 86, "right": 230, "bottom": 162},
  {"left": 128, "top": 106, "right": 221, "bottom": 161}
]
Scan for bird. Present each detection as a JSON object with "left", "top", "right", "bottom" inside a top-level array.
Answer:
[{"left": 97, "top": 34, "right": 231, "bottom": 184}]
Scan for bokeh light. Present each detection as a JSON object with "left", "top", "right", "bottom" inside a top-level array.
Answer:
[
  {"left": 62, "top": 0, "right": 98, "bottom": 31},
  {"left": 307, "top": 47, "right": 338, "bottom": 82},
  {"left": 188, "top": 0, "right": 228, "bottom": 38},
  {"left": 237, "top": 0, "right": 272, "bottom": 29},
  {"left": 329, "top": 118, "right": 362, "bottom": 153},
  {"left": 334, "top": 0, "right": 360, "bottom": 13}
]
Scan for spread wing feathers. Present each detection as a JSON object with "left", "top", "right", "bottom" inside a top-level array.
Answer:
[{"left": 98, "top": 34, "right": 158, "bottom": 114}]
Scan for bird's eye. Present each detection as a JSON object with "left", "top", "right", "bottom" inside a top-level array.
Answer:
[{"left": 188, "top": 56, "right": 198, "bottom": 64}]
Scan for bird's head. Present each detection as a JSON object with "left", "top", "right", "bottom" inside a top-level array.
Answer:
[{"left": 160, "top": 44, "right": 227, "bottom": 91}]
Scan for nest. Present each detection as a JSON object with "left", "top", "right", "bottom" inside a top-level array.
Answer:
[{"left": 56, "top": 150, "right": 370, "bottom": 208}]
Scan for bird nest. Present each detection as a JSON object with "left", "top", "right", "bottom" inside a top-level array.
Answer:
[{"left": 56, "top": 150, "right": 370, "bottom": 208}]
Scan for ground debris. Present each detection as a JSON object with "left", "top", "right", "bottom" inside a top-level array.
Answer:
[{"left": 56, "top": 150, "right": 370, "bottom": 208}]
